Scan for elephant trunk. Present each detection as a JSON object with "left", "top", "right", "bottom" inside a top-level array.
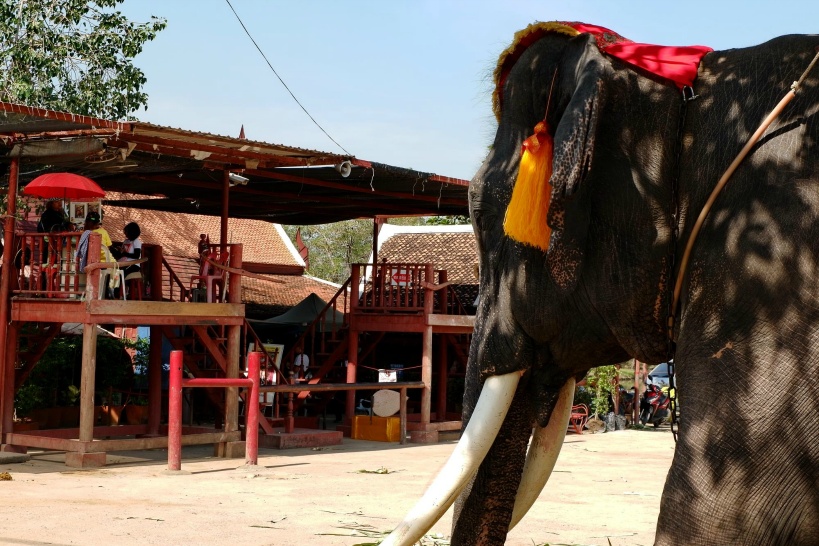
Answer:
[{"left": 379, "top": 371, "right": 522, "bottom": 546}]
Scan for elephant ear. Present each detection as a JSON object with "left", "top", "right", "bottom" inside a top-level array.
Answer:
[
  {"left": 500, "top": 33, "right": 606, "bottom": 290},
  {"left": 546, "top": 39, "right": 606, "bottom": 291}
]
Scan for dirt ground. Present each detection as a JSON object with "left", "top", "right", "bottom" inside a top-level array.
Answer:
[{"left": 0, "top": 427, "right": 675, "bottom": 546}]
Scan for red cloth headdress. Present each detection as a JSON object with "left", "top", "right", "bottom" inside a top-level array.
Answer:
[{"left": 498, "top": 22, "right": 713, "bottom": 251}]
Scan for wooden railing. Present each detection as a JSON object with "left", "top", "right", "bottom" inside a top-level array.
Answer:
[
  {"left": 13, "top": 231, "right": 85, "bottom": 298},
  {"left": 350, "top": 263, "right": 470, "bottom": 316},
  {"left": 352, "top": 262, "right": 430, "bottom": 313},
  {"left": 161, "top": 256, "right": 189, "bottom": 302}
]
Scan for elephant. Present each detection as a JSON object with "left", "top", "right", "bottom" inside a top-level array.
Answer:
[{"left": 382, "top": 21, "right": 819, "bottom": 546}]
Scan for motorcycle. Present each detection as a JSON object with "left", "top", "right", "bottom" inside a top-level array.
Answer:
[{"left": 640, "top": 383, "right": 671, "bottom": 427}]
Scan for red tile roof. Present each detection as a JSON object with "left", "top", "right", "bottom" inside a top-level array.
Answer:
[
  {"left": 371, "top": 224, "right": 479, "bottom": 310},
  {"left": 101, "top": 192, "right": 302, "bottom": 266},
  {"left": 374, "top": 225, "right": 478, "bottom": 285}
]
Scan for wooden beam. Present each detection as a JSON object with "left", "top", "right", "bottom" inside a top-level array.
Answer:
[
  {"left": 89, "top": 300, "right": 244, "bottom": 317},
  {"left": 5, "top": 430, "right": 241, "bottom": 452},
  {"left": 247, "top": 168, "right": 467, "bottom": 208},
  {"left": 110, "top": 132, "right": 339, "bottom": 167},
  {"left": 11, "top": 300, "right": 86, "bottom": 323},
  {"left": 132, "top": 174, "right": 417, "bottom": 214}
]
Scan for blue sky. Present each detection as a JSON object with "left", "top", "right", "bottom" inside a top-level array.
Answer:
[{"left": 119, "top": 1, "right": 819, "bottom": 181}]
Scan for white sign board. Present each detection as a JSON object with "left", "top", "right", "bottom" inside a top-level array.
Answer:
[
  {"left": 390, "top": 267, "right": 410, "bottom": 286},
  {"left": 378, "top": 369, "right": 397, "bottom": 383},
  {"left": 262, "top": 343, "right": 285, "bottom": 368}
]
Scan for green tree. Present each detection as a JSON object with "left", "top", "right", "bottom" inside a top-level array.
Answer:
[
  {"left": 584, "top": 364, "right": 619, "bottom": 417},
  {"left": 0, "top": 0, "right": 166, "bottom": 120},
  {"left": 284, "top": 220, "right": 373, "bottom": 284},
  {"left": 425, "top": 215, "right": 470, "bottom": 226},
  {"left": 283, "top": 218, "right": 426, "bottom": 283}
]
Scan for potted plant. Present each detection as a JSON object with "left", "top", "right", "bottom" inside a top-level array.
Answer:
[
  {"left": 123, "top": 396, "right": 149, "bottom": 424},
  {"left": 583, "top": 365, "right": 618, "bottom": 433}
]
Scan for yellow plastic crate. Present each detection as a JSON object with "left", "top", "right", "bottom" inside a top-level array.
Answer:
[{"left": 352, "top": 415, "right": 401, "bottom": 442}]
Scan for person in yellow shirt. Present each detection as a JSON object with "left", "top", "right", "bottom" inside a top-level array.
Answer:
[{"left": 76, "top": 211, "right": 113, "bottom": 271}]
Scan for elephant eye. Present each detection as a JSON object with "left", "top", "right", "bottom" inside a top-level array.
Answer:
[{"left": 472, "top": 207, "right": 495, "bottom": 234}]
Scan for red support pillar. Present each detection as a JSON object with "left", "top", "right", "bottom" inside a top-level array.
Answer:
[
  {"left": 286, "top": 372, "right": 295, "bottom": 433},
  {"left": 245, "top": 352, "right": 260, "bottom": 465},
  {"left": 421, "top": 264, "right": 434, "bottom": 425},
  {"left": 345, "top": 265, "right": 360, "bottom": 420},
  {"left": 148, "top": 244, "right": 164, "bottom": 436},
  {"left": 218, "top": 243, "right": 242, "bottom": 457},
  {"left": 167, "top": 350, "right": 183, "bottom": 472},
  {"left": 221, "top": 170, "right": 230, "bottom": 255},
  {"left": 1, "top": 323, "right": 20, "bottom": 442},
  {"left": 436, "top": 335, "right": 448, "bottom": 421},
  {"left": 79, "top": 323, "right": 98, "bottom": 443},
  {"left": 0, "top": 157, "right": 19, "bottom": 442}
]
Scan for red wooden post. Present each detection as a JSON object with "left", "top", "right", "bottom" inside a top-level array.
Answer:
[
  {"left": 0, "top": 157, "right": 19, "bottom": 440},
  {"left": 400, "top": 387, "right": 408, "bottom": 445},
  {"left": 79, "top": 323, "right": 98, "bottom": 443},
  {"left": 148, "top": 244, "right": 164, "bottom": 436},
  {"left": 350, "top": 264, "right": 360, "bottom": 311},
  {"left": 227, "top": 243, "right": 242, "bottom": 304},
  {"left": 286, "top": 371, "right": 295, "bottom": 433},
  {"left": 221, "top": 170, "right": 229, "bottom": 256},
  {"left": 345, "top": 328, "right": 359, "bottom": 421},
  {"left": 436, "top": 331, "right": 448, "bottom": 421},
  {"left": 167, "top": 350, "right": 183, "bottom": 471},
  {"left": 245, "top": 351, "right": 260, "bottom": 465},
  {"left": 421, "top": 264, "right": 434, "bottom": 425}
]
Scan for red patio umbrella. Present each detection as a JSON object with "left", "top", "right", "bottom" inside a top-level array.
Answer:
[{"left": 23, "top": 172, "right": 105, "bottom": 201}]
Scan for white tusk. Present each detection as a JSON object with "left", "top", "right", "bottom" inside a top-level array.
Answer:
[
  {"left": 381, "top": 371, "right": 522, "bottom": 546},
  {"left": 508, "top": 377, "right": 575, "bottom": 530}
]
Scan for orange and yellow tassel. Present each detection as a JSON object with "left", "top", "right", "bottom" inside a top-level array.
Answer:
[{"left": 503, "top": 121, "right": 553, "bottom": 251}]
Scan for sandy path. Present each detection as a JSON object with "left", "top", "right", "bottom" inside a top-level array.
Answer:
[{"left": 0, "top": 428, "right": 674, "bottom": 545}]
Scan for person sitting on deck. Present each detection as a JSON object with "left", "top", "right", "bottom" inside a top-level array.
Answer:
[
  {"left": 76, "top": 211, "right": 113, "bottom": 272},
  {"left": 37, "top": 199, "right": 70, "bottom": 234},
  {"left": 115, "top": 221, "right": 143, "bottom": 276}
]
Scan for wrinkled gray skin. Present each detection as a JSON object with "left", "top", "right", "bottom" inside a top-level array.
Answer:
[{"left": 459, "top": 31, "right": 819, "bottom": 545}]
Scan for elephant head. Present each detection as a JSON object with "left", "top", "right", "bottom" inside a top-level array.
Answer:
[{"left": 383, "top": 22, "right": 819, "bottom": 546}]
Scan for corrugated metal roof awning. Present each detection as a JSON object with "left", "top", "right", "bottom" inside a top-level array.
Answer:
[{"left": 0, "top": 101, "right": 469, "bottom": 224}]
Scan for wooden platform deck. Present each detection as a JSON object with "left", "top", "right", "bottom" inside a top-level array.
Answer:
[{"left": 12, "top": 298, "right": 245, "bottom": 326}]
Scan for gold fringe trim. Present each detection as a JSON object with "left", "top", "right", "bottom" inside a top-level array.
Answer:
[{"left": 492, "top": 22, "right": 579, "bottom": 122}]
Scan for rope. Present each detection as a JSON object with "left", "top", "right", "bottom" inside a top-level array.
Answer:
[
  {"left": 358, "top": 364, "right": 422, "bottom": 372},
  {"left": 201, "top": 253, "right": 285, "bottom": 284},
  {"left": 670, "top": 49, "right": 819, "bottom": 322}
]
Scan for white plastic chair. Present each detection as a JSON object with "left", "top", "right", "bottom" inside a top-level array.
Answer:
[{"left": 99, "top": 247, "right": 125, "bottom": 300}]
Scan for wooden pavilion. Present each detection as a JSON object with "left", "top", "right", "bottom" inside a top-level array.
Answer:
[{"left": 0, "top": 101, "right": 472, "bottom": 466}]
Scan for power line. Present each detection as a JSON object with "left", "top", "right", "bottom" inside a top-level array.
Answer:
[{"left": 223, "top": 0, "right": 351, "bottom": 156}]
